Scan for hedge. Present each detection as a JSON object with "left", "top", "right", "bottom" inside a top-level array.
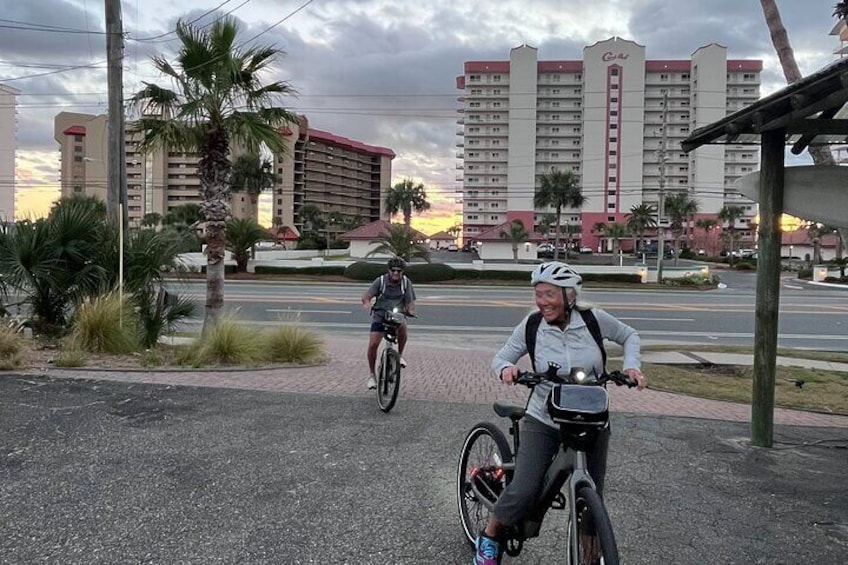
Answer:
[
  {"left": 343, "top": 261, "right": 456, "bottom": 283},
  {"left": 253, "top": 265, "right": 346, "bottom": 276}
]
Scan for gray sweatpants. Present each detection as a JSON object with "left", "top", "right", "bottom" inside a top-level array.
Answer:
[{"left": 492, "top": 416, "right": 610, "bottom": 527}]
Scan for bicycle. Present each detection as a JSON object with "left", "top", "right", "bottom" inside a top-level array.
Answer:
[
  {"left": 456, "top": 362, "right": 636, "bottom": 565},
  {"left": 374, "top": 308, "right": 412, "bottom": 413}
]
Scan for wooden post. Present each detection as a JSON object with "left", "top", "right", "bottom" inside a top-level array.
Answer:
[{"left": 751, "top": 128, "right": 785, "bottom": 447}]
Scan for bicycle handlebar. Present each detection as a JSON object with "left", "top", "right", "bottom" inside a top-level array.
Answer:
[{"left": 514, "top": 363, "right": 636, "bottom": 388}]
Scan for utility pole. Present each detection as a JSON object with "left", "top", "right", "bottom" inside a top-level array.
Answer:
[
  {"left": 656, "top": 91, "right": 669, "bottom": 283},
  {"left": 105, "top": 0, "right": 127, "bottom": 228}
]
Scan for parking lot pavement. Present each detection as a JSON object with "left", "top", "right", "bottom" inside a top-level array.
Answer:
[{"left": 1, "top": 375, "right": 846, "bottom": 564}]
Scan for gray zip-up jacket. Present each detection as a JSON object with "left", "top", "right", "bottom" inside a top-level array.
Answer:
[{"left": 491, "top": 307, "right": 641, "bottom": 429}]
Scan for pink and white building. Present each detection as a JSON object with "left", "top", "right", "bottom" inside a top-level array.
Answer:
[{"left": 456, "top": 38, "right": 762, "bottom": 252}]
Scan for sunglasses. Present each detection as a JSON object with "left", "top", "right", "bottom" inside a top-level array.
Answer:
[{"left": 390, "top": 268, "right": 403, "bottom": 273}]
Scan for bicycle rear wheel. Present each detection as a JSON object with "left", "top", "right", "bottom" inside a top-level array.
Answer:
[
  {"left": 566, "top": 485, "right": 620, "bottom": 565},
  {"left": 376, "top": 347, "right": 401, "bottom": 412},
  {"left": 456, "top": 422, "right": 513, "bottom": 547}
]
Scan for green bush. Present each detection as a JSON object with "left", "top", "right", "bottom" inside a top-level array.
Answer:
[
  {"left": 663, "top": 273, "right": 721, "bottom": 287},
  {"left": 254, "top": 265, "right": 346, "bottom": 276},
  {"left": 453, "top": 269, "right": 528, "bottom": 281},
  {"left": 405, "top": 263, "right": 455, "bottom": 283},
  {"left": 734, "top": 261, "right": 756, "bottom": 270},
  {"left": 343, "top": 261, "right": 387, "bottom": 281},
  {"left": 797, "top": 266, "right": 813, "bottom": 280}
]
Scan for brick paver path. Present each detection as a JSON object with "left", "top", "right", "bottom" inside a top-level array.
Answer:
[{"left": 28, "top": 334, "right": 848, "bottom": 428}]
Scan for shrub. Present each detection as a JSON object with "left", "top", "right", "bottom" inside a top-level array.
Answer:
[
  {"left": 797, "top": 266, "right": 813, "bottom": 280},
  {"left": 264, "top": 325, "right": 325, "bottom": 364},
  {"left": 188, "top": 316, "right": 266, "bottom": 366},
  {"left": 405, "top": 263, "right": 455, "bottom": 283},
  {"left": 344, "top": 261, "right": 387, "bottom": 281},
  {"left": 0, "top": 327, "right": 28, "bottom": 370},
  {"left": 663, "top": 273, "right": 721, "bottom": 287},
  {"left": 65, "top": 292, "right": 139, "bottom": 354},
  {"left": 253, "top": 265, "right": 346, "bottom": 276}
]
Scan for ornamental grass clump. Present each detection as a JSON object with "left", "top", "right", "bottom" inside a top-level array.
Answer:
[
  {"left": 0, "top": 327, "right": 28, "bottom": 370},
  {"left": 65, "top": 292, "right": 139, "bottom": 354},
  {"left": 191, "top": 316, "right": 266, "bottom": 366},
  {"left": 264, "top": 325, "right": 325, "bottom": 364}
]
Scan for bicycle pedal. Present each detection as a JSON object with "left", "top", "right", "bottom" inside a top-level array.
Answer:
[{"left": 550, "top": 492, "right": 567, "bottom": 510}]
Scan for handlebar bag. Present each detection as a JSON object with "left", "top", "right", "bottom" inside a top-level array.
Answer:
[{"left": 547, "top": 385, "right": 609, "bottom": 427}]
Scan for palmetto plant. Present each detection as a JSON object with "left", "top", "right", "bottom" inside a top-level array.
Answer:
[
  {"left": 0, "top": 196, "right": 111, "bottom": 334},
  {"left": 534, "top": 168, "right": 584, "bottom": 261},
  {"left": 226, "top": 217, "right": 271, "bottom": 272},
  {"left": 603, "top": 222, "right": 630, "bottom": 264},
  {"left": 499, "top": 220, "right": 530, "bottom": 263},
  {"left": 130, "top": 16, "right": 297, "bottom": 333},
  {"left": 367, "top": 224, "right": 431, "bottom": 263},
  {"left": 385, "top": 179, "right": 431, "bottom": 228}
]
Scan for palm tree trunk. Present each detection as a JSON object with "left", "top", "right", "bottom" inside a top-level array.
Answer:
[
  {"left": 553, "top": 208, "right": 562, "bottom": 260},
  {"left": 199, "top": 129, "right": 231, "bottom": 333}
]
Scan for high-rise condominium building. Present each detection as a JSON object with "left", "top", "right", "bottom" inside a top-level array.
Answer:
[
  {"left": 456, "top": 38, "right": 762, "bottom": 251},
  {"left": 54, "top": 112, "right": 394, "bottom": 232},
  {"left": 0, "top": 84, "right": 20, "bottom": 222}
]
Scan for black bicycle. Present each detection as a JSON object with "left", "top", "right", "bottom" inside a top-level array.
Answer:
[
  {"left": 457, "top": 362, "right": 635, "bottom": 565},
  {"left": 374, "top": 308, "right": 411, "bottom": 413}
]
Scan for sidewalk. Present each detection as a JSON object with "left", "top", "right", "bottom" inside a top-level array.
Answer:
[{"left": 30, "top": 334, "right": 848, "bottom": 429}]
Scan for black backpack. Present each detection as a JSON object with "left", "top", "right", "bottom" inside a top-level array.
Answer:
[{"left": 524, "top": 309, "right": 607, "bottom": 372}]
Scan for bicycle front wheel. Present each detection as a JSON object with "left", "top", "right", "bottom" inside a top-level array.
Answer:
[
  {"left": 456, "top": 422, "right": 513, "bottom": 547},
  {"left": 376, "top": 347, "right": 401, "bottom": 412},
  {"left": 567, "top": 485, "right": 620, "bottom": 565}
]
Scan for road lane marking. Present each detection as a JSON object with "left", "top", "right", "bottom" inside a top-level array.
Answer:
[
  {"left": 618, "top": 317, "right": 695, "bottom": 322},
  {"left": 267, "top": 309, "right": 352, "bottom": 315}
]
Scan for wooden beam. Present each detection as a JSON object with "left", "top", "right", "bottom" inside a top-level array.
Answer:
[
  {"left": 787, "top": 109, "right": 843, "bottom": 154},
  {"left": 751, "top": 128, "right": 785, "bottom": 448},
  {"left": 756, "top": 89, "right": 848, "bottom": 132}
]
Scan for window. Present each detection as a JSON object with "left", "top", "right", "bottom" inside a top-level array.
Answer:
[
  {"left": 74, "top": 135, "right": 83, "bottom": 142},
  {"left": 492, "top": 102, "right": 501, "bottom": 108},
  {"left": 608, "top": 203, "right": 616, "bottom": 209},
  {"left": 74, "top": 155, "right": 82, "bottom": 162},
  {"left": 493, "top": 75, "right": 501, "bottom": 82},
  {"left": 552, "top": 88, "right": 560, "bottom": 94},
  {"left": 610, "top": 110, "right": 618, "bottom": 116},
  {"left": 609, "top": 124, "right": 617, "bottom": 129},
  {"left": 610, "top": 97, "right": 618, "bottom": 103},
  {"left": 469, "top": 74, "right": 480, "bottom": 82},
  {"left": 611, "top": 69, "right": 619, "bottom": 76},
  {"left": 609, "top": 137, "right": 617, "bottom": 142},
  {"left": 608, "top": 176, "right": 616, "bottom": 182},
  {"left": 608, "top": 216, "right": 615, "bottom": 222},
  {"left": 490, "top": 215, "right": 499, "bottom": 221},
  {"left": 470, "top": 102, "right": 480, "bottom": 108},
  {"left": 552, "top": 101, "right": 560, "bottom": 107},
  {"left": 611, "top": 84, "right": 619, "bottom": 89},
  {"left": 552, "top": 127, "right": 560, "bottom": 133},
  {"left": 493, "top": 89, "right": 501, "bottom": 95},
  {"left": 74, "top": 145, "right": 83, "bottom": 152}
]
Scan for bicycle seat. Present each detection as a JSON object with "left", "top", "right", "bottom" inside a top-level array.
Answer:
[{"left": 493, "top": 402, "right": 525, "bottom": 421}]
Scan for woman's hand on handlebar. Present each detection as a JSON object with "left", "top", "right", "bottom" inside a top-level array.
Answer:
[
  {"left": 499, "top": 365, "right": 520, "bottom": 385},
  {"left": 623, "top": 368, "right": 647, "bottom": 390}
]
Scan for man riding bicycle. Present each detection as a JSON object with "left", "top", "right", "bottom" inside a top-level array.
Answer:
[{"left": 361, "top": 257, "right": 416, "bottom": 390}]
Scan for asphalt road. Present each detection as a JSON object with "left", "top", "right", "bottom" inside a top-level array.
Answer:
[
  {"left": 1, "top": 375, "right": 846, "bottom": 564},
  {"left": 169, "top": 274, "right": 848, "bottom": 352}
]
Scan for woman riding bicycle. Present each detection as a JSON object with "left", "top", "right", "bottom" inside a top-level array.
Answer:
[{"left": 472, "top": 261, "right": 647, "bottom": 565}]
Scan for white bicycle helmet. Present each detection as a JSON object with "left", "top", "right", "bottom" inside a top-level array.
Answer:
[{"left": 531, "top": 261, "right": 582, "bottom": 288}]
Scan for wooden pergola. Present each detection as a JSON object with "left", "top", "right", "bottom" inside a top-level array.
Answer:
[{"left": 682, "top": 57, "right": 848, "bottom": 447}]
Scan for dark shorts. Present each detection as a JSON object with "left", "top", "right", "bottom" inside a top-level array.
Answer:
[{"left": 369, "top": 321, "right": 387, "bottom": 333}]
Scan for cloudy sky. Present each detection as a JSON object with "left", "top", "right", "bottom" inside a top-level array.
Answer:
[{"left": 1, "top": 0, "right": 844, "bottom": 231}]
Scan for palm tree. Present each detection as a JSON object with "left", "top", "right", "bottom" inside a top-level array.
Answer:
[
  {"left": 534, "top": 168, "right": 584, "bottom": 261},
  {"left": 626, "top": 203, "right": 657, "bottom": 257},
  {"left": 603, "top": 222, "right": 630, "bottom": 265},
  {"left": 367, "top": 224, "right": 431, "bottom": 262},
  {"left": 760, "top": 1, "right": 836, "bottom": 167},
  {"left": 665, "top": 192, "right": 699, "bottom": 265},
  {"left": 130, "top": 17, "right": 296, "bottom": 332},
  {"left": 230, "top": 153, "right": 278, "bottom": 220},
  {"left": 537, "top": 213, "right": 557, "bottom": 242},
  {"left": 718, "top": 205, "right": 746, "bottom": 264},
  {"left": 695, "top": 218, "right": 719, "bottom": 256},
  {"left": 499, "top": 220, "right": 530, "bottom": 263},
  {"left": 385, "top": 179, "right": 431, "bottom": 228},
  {"left": 298, "top": 204, "right": 325, "bottom": 245},
  {"left": 162, "top": 204, "right": 201, "bottom": 227},
  {"left": 226, "top": 217, "right": 271, "bottom": 272},
  {"left": 806, "top": 223, "right": 827, "bottom": 264},
  {"left": 141, "top": 212, "right": 162, "bottom": 228},
  {"left": 837, "top": 2, "right": 848, "bottom": 19}
]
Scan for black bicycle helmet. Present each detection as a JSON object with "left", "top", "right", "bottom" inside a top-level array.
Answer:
[{"left": 387, "top": 257, "right": 406, "bottom": 270}]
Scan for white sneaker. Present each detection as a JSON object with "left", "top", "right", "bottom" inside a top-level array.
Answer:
[
  {"left": 367, "top": 376, "right": 377, "bottom": 390},
  {"left": 400, "top": 357, "right": 407, "bottom": 368}
]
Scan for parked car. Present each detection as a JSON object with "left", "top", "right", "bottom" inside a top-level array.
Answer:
[
  {"left": 578, "top": 246, "right": 593, "bottom": 254},
  {"left": 446, "top": 243, "right": 459, "bottom": 252},
  {"left": 731, "top": 248, "right": 757, "bottom": 259}
]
